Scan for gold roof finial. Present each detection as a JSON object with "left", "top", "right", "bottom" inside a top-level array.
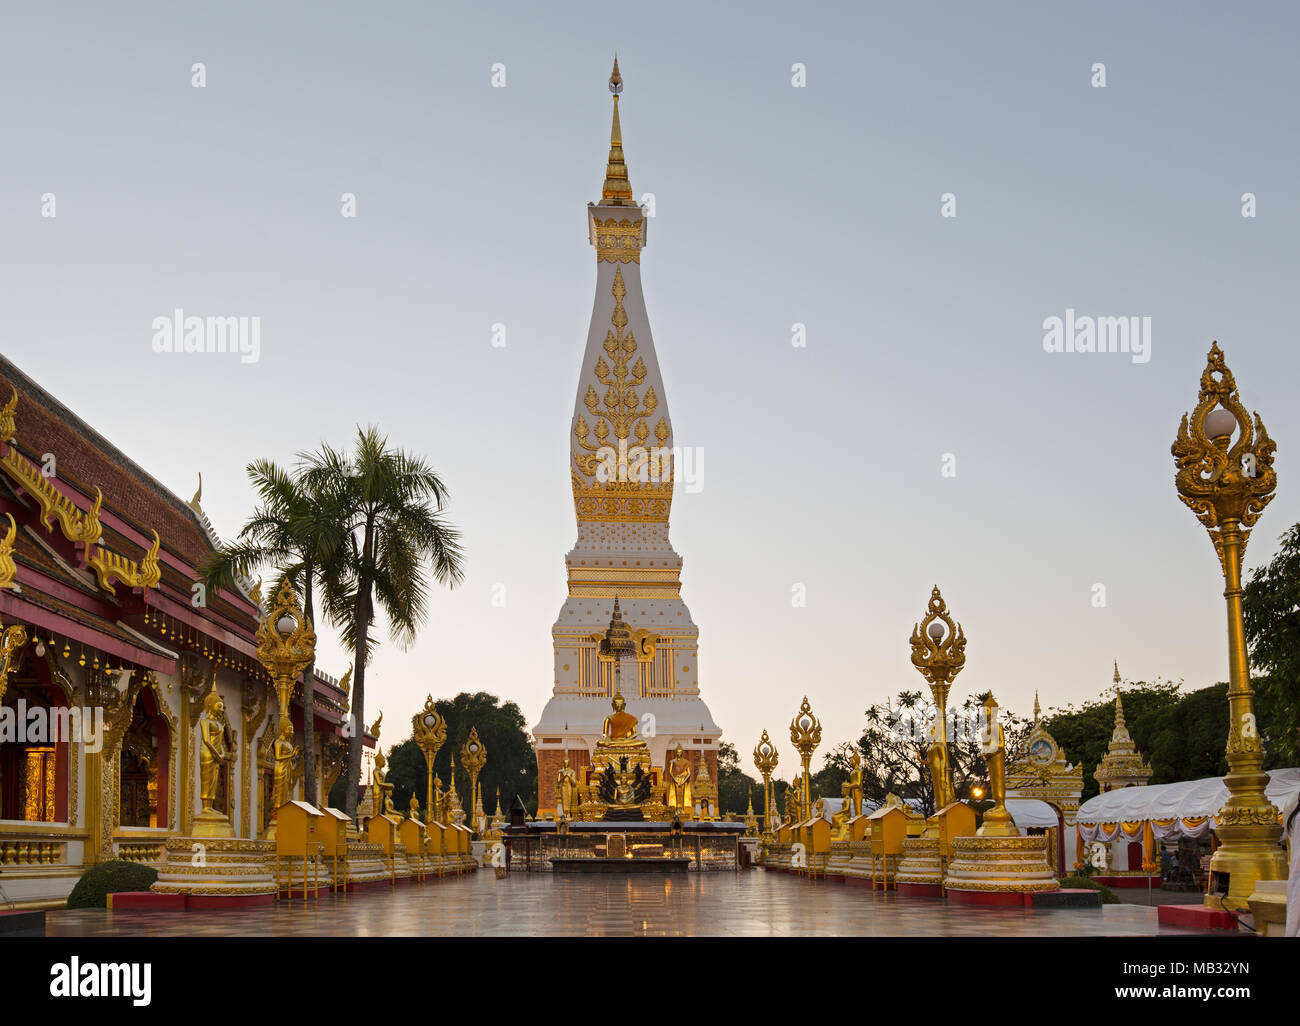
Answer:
[
  {"left": 1113, "top": 658, "right": 1121, "bottom": 684},
  {"left": 601, "top": 56, "right": 634, "bottom": 206},
  {"left": 1032, "top": 690, "right": 1041, "bottom": 722}
]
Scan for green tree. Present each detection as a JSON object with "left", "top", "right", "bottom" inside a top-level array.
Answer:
[
  {"left": 1142, "top": 684, "right": 1230, "bottom": 784},
  {"left": 1244, "top": 522, "right": 1300, "bottom": 764},
  {"left": 200, "top": 458, "right": 345, "bottom": 805},
  {"left": 1041, "top": 679, "right": 1182, "bottom": 802},
  {"left": 715, "top": 741, "right": 763, "bottom": 817},
  {"left": 304, "top": 427, "right": 466, "bottom": 822},
  {"left": 379, "top": 692, "right": 537, "bottom": 821},
  {"left": 855, "top": 690, "right": 1030, "bottom": 816},
  {"left": 808, "top": 741, "right": 857, "bottom": 804}
]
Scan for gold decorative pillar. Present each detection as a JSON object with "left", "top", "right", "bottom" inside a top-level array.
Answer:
[
  {"left": 789, "top": 698, "right": 820, "bottom": 821},
  {"left": 909, "top": 586, "right": 966, "bottom": 835},
  {"left": 85, "top": 669, "right": 143, "bottom": 860},
  {"left": 1172, "top": 342, "right": 1286, "bottom": 910},
  {"left": 459, "top": 727, "right": 487, "bottom": 836},
  {"left": 253, "top": 579, "right": 316, "bottom": 839},
  {"left": 411, "top": 695, "right": 447, "bottom": 819},
  {"left": 753, "top": 730, "right": 779, "bottom": 836}
]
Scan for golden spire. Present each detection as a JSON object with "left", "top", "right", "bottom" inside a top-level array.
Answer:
[
  {"left": 1032, "top": 690, "right": 1041, "bottom": 722},
  {"left": 1113, "top": 658, "right": 1120, "bottom": 684},
  {"left": 601, "top": 56, "right": 634, "bottom": 206}
]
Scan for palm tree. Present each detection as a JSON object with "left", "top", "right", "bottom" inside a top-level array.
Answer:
[
  {"left": 303, "top": 426, "right": 465, "bottom": 822},
  {"left": 200, "top": 458, "right": 345, "bottom": 805}
]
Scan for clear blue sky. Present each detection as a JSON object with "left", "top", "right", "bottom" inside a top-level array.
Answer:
[{"left": 3, "top": 1, "right": 1297, "bottom": 779}]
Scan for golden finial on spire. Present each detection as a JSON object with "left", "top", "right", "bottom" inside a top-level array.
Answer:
[
  {"left": 601, "top": 56, "right": 634, "bottom": 206},
  {"left": 1113, "top": 658, "right": 1120, "bottom": 684},
  {"left": 1033, "top": 690, "right": 1041, "bottom": 722}
]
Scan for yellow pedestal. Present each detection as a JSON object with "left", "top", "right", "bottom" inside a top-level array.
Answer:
[{"left": 943, "top": 835, "right": 1059, "bottom": 893}]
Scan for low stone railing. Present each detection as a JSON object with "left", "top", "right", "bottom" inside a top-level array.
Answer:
[
  {"left": 113, "top": 837, "right": 167, "bottom": 866},
  {"left": 1, "top": 838, "right": 63, "bottom": 865}
]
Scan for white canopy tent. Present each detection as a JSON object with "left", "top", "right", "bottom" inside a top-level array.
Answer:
[
  {"left": 1076, "top": 768, "right": 1300, "bottom": 842},
  {"left": 1006, "top": 798, "right": 1061, "bottom": 829}
]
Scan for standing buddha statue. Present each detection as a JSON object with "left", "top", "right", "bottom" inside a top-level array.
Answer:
[
  {"left": 665, "top": 743, "right": 693, "bottom": 814},
  {"left": 272, "top": 718, "right": 300, "bottom": 810},
  {"left": 198, "top": 685, "right": 231, "bottom": 815},
  {"left": 556, "top": 751, "right": 579, "bottom": 820}
]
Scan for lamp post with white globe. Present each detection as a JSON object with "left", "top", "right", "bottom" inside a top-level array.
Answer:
[
  {"left": 254, "top": 579, "right": 317, "bottom": 732},
  {"left": 909, "top": 586, "right": 967, "bottom": 820},
  {"left": 789, "top": 699, "right": 821, "bottom": 822},
  {"left": 254, "top": 579, "right": 316, "bottom": 839},
  {"left": 411, "top": 695, "right": 447, "bottom": 821},
  {"left": 1172, "top": 342, "right": 1285, "bottom": 910}
]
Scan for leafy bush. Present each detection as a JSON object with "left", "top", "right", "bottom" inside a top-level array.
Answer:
[
  {"left": 1059, "top": 874, "right": 1119, "bottom": 904},
  {"left": 66, "top": 860, "right": 159, "bottom": 909}
]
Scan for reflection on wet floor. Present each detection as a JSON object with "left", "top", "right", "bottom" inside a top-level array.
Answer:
[{"left": 45, "top": 869, "right": 1208, "bottom": 937}]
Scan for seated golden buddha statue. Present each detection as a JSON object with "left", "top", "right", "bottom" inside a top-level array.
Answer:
[
  {"left": 591, "top": 690, "right": 652, "bottom": 778},
  {"left": 601, "top": 690, "right": 643, "bottom": 747}
]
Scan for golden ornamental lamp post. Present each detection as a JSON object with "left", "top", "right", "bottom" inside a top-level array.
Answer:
[
  {"left": 254, "top": 578, "right": 317, "bottom": 726},
  {"left": 753, "top": 730, "right": 779, "bottom": 836},
  {"left": 459, "top": 726, "right": 488, "bottom": 835},
  {"left": 909, "top": 585, "right": 966, "bottom": 834},
  {"left": 411, "top": 695, "right": 447, "bottom": 820},
  {"left": 789, "top": 698, "right": 821, "bottom": 821},
  {"left": 253, "top": 579, "right": 315, "bottom": 839},
  {"left": 1172, "top": 342, "right": 1286, "bottom": 910}
]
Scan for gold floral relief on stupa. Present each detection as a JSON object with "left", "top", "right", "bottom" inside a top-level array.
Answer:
[
  {"left": 572, "top": 267, "right": 672, "bottom": 522},
  {"left": 591, "top": 216, "right": 643, "bottom": 263}
]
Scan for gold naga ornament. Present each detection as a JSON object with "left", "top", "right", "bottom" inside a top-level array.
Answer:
[
  {"left": 1171, "top": 342, "right": 1285, "bottom": 910},
  {"left": 0, "top": 513, "right": 29, "bottom": 703},
  {"left": 789, "top": 697, "right": 821, "bottom": 821},
  {"left": 909, "top": 585, "right": 966, "bottom": 817},
  {"left": 0, "top": 388, "right": 160, "bottom": 593}
]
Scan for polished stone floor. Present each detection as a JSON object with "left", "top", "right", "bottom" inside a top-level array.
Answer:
[{"left": 45, "top": 870, "right": 1208, "bottom": 937}]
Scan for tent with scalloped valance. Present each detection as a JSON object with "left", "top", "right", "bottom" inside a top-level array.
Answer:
[{"left": 1076, "top": 768, "right": 1300, "bottom": 842}]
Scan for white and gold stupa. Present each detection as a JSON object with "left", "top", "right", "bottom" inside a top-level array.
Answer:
[{"left": 533, "top": 60, "right": 721, "bottom": 815}]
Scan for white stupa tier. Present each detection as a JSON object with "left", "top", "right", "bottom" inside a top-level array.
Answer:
[{"left": 532, "top": 59, "right": 722, "bottom": 812}]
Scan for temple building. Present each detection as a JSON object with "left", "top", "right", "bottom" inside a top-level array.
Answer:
[
  {"left": 0, "top": 356, "right": 363, "bottom": 907},
  {"left": 532, "top": 61, "right": 722, "bottom": 815}
]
